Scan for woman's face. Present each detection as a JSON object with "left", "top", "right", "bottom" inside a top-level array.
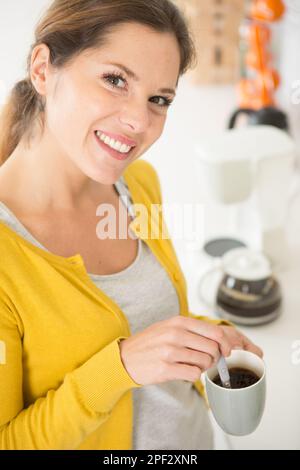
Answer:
[{"left": 41, "top": 22, "right": 181, "bottom": 184}]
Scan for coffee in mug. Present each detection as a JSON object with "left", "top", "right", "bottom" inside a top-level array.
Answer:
[{"left": 213, "top": 367, "right": 260, "bottom": 389}]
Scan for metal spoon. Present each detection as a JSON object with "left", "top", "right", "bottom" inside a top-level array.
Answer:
[{"left": 217, "top": 355, "right": 231, "bottom": 388}]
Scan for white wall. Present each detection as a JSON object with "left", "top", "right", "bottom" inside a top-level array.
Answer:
[{"left": 0, "top": 0, "right": 51, "bottom": 96}]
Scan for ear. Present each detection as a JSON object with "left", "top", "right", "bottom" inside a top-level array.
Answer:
[{"left": 30, "top": 43, "right": 52, "bottom": 97}]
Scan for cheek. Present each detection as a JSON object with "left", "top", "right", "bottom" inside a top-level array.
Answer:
[
  {"left": 47, "top": 85, "right": 114, "bottom": 146},
  {"left": 47, "top": 84, "right": 85, "bottom": 138},
  {"left": 47, "top": 105, "right": 83, "bottom": 160},
  {"left": 151, "top": 115, "right": 167, "bottom": 141},
  {"left": 87, "top": 92, "right": 118, "bottom": 124}
]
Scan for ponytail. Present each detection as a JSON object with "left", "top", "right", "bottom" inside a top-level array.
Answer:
[{"left": 0, "top": 77, "right": 44, "bottom": 164}]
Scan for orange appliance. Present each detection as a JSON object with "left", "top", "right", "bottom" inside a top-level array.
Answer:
[{"left": 237, "top": 0, "right": 285, "bottom": 110}]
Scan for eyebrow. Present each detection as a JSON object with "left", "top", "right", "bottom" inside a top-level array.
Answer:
[{"left": 105, "top": 62, "right": 177, "bottom": 96}]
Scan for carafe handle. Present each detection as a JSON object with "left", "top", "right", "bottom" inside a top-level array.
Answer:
[{"left": 228, "top": 108, "right": 255, "bottom": 129}]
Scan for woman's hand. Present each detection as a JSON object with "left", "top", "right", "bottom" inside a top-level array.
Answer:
[
  {"left": 119, "top": 316, "right": 263, "bottom": 386},
  {"left": 218, "top": 325, "right": 263, "bottom": 358}
]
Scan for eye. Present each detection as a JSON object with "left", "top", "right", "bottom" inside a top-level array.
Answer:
[
  {"left": 102, "top": 72, "right": 127, "bottom": 89},
  {"left": 149, "top": 96, "right": 173, "bottom": 108}
]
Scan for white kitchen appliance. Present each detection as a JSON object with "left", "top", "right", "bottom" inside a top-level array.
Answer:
[{"left": 193, "top": 125, "right": 297, "bottom": 268}]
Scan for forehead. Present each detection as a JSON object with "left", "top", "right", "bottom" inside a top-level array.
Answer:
[{"left": 82, "top": 22, "right": 181, "bottom": 82}]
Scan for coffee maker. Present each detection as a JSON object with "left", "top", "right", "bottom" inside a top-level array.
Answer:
[
  {"left": 193, "top": 125, "right": 296, "bottom": 268},
  {"left": 193, "top": 125, "right": 296, "bottom": 325}
]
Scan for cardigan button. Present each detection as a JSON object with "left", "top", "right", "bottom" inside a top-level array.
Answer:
[{"left": 173, "top": 273, "right": 180, "bottom": 282}]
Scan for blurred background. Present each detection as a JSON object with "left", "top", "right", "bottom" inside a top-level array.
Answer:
[{"left": 0, "top": 0, "right": 300, "bottom": 450}]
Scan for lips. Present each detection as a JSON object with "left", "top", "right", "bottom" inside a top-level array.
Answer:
[
  {"left": 94, "top": 131, "right": 134, "bottom": 161},
  {"left": 96, "top": 129, "right": 137, "bottom": 148}
]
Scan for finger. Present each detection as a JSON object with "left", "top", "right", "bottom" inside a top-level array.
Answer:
[
  {"left": 181, "top": 317, "right": 231, "bottom": 354},
  {"left": 175, "top": 330, "right": 221, "bottom": 362},
  {"left": 167, "top": 363, "right": 202, "bottom": 383},
  {"left": 172, "top": 347, "right": 214, "bottom": 371},
  {"left": 242, "top": 335, "right": 264, "bottom": 358},
  {"left": 219, "top": 340, "right": 232, "bottom": 358},
  {"left": 228, "top": 333, "right": 244, "bottom": 350}
]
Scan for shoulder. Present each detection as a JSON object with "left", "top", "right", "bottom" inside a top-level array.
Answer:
[
  {"left": 0, "top": 221, "right": 16, "bottom": 249},
  {"left": 123, "top": 159, "right": 162, "bottom": 204},
  {"left": 0, "top": 221, "right": 25, "bottom": 275}
]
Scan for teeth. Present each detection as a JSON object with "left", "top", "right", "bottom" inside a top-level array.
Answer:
[
  {"left": 96, "top": 131, "right": 132, "bottom": 154},
  {"left": 104, "top": 136, "right": 110, "bottom": 145}
]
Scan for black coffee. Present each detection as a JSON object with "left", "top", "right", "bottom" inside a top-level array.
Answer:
[{"left": 213, "top": 367, "right": 260, "bottom": 389}]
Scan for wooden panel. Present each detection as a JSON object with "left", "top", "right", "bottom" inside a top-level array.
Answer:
[{"left": 175, "top": 0, "right": 245, "bottom": 84}]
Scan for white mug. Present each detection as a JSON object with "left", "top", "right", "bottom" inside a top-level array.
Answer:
[{"left": 205, "top": 350, "right": 266, "bottom": 436}]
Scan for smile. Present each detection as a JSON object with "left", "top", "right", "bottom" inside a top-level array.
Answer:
[
  {"left": 95, "top": 131, "right": 133, "bottom": 154},
  {"left": 94, "top": 131, "right": 134, "bottom": 161}
]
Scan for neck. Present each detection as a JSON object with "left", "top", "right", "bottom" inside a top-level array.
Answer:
[{"left": 0, "top": 133, "right": 115, "bottom": 215}]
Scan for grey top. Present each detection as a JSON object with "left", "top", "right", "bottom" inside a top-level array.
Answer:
[{"left": 0, "top": 176, "right": 213, "bottom": 450}]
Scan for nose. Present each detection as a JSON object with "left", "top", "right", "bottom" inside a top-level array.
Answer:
[{"left": 119, "top": 97, "right": 150, "bottom": 134}]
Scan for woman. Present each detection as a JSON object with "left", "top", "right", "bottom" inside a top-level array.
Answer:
[{"left": 0, "top": 0, "right": 262, "bottom": 450}]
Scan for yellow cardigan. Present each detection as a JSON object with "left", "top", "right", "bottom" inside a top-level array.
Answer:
[{"left": 0, "top": 159, "right": 228, "bottom": 450}]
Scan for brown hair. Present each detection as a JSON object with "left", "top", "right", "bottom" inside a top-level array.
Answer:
[{"left": 0, "top": 0, "right": 196, "bottom": 164}]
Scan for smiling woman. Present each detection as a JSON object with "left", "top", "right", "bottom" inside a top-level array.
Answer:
[
  {"left": 0, "top": 1, "right": 195, "bottom": 171},
  {"left": 0, "top": 0, "right": 262, "bottom": 451}
]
